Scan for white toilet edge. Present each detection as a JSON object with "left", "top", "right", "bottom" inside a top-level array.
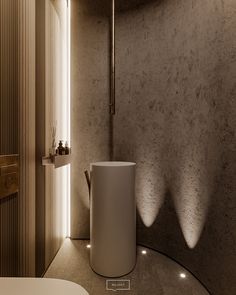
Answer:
[{"left": 0, "top": 278, "right": 89, "bottom": 295}]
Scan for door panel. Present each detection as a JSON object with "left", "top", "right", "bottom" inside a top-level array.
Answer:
[{"left": 0, "top": 0, "right": 35, "bottom": 276}]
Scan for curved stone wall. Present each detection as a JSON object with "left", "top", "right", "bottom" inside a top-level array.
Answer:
[
  {"left": 71, "top": 1, "right": 236, "bottom": 293},
  {"left": 114, "top": 1, "right": 236, "bottom": 294}
]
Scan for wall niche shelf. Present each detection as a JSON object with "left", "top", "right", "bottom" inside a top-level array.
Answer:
[{"left": 42, "top": 155, "right": 71, "bottom": 168}]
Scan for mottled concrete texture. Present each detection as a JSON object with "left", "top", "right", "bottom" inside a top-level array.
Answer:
[
  {"left": 70, "top": 0, "right": 110, "bottom": 238},
  {"left": 45, "top": 239, "right": 210, "bottom": 295},
  {"left": 114, "top": 0, "right": 236, "bottom": 294}
]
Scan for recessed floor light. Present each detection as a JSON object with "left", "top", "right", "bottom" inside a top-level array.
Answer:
[
  {"left": 180, "top": 273, "right": 186, "bottom": 278},
  {"left": 86, "top": 244, "right": 91, "bottom": 249},
  {"left": 141, "top": 250, "right": 147, "bottom": 255}
]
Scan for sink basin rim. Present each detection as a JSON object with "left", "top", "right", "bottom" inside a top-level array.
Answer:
[{"left": 90, "top": 161, "right": 136, "bottom": 167}]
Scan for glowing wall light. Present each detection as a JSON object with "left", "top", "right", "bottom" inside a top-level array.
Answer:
[
  {"left": 57, "top": 0, "right": 71, "bottom": 238},
  {"left": 67, "top": 0, "right": 71, "bottom": 238},
  {"left": 173, "top": 149, "right": 213, "bottom": 249},
  {"left": 136, "top": 163, "right": 165, "bottom": 227},
  {"left": 48, "top": 0, "right": 71, "bottom": 239}
]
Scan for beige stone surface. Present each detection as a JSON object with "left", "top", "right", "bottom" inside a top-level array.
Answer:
[
  {"left": 70, "top": 0, "right": 110, "bottom": 238},
  {"left": 113, "top": 1, "right": 236, "bottom": 294},
  {"left": 70, "top": 0, "right": 236, "bottom": 293},
  {"left": 45, "top": 239, "right": 209, "bottom": 295}
]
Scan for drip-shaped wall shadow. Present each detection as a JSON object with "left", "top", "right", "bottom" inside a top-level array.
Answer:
[
  {"left": 136, "top": 160, "right": 166, "bottom": 227},
  {"left": 136, "top": 135, "right": 220, "bottom": 249},
  {"left": 137, "top": 190, "right": 188, "bottom": 250},
  {"left": 171, "top": 142, "right": 220, "bottom": 249},
  {"left": 168, "top": 79, "right": 222, "bottom": 248}
]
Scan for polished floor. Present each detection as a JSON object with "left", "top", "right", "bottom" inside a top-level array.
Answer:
[{"left": 45, "top": 239, "right": 209, "bottom": 295}]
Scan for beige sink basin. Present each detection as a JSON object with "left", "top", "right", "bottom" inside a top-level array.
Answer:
[{"left": 90, "top": 161, "right": 136, "bottom": 277}]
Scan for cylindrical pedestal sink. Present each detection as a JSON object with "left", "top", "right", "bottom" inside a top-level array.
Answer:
[{"left": 90, "top": 161, "right": 136, "bottom": 277}]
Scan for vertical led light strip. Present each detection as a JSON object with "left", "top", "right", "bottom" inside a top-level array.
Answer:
[{"left": 67, "top": 0, "right": 71, "bottom": 238}]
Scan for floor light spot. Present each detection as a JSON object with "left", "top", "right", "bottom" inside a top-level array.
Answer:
[
  {"left": 180, "top": 273, "right": 186, "bottom": 279},
  {"left": 86, "top": 244, "right": 91, "bottom": 249},
  {"left": 141, "top": 250, "right": 147, "bottom": 255}
]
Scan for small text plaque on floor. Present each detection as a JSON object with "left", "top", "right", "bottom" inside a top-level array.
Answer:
[{"left": 106, "top": 279, "right": 131, "bottom": 291}]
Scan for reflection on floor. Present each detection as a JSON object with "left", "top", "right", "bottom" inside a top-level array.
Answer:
[{"left": 44, "top": 239, "right": 209, "bottom": 295}]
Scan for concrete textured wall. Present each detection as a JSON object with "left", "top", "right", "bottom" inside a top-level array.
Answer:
[
  {"left": 114, "top": 1, "right": 236, "bottom": 294},
  {"left": 71, "top": 0, "right": 110, "bottom": 238}
]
